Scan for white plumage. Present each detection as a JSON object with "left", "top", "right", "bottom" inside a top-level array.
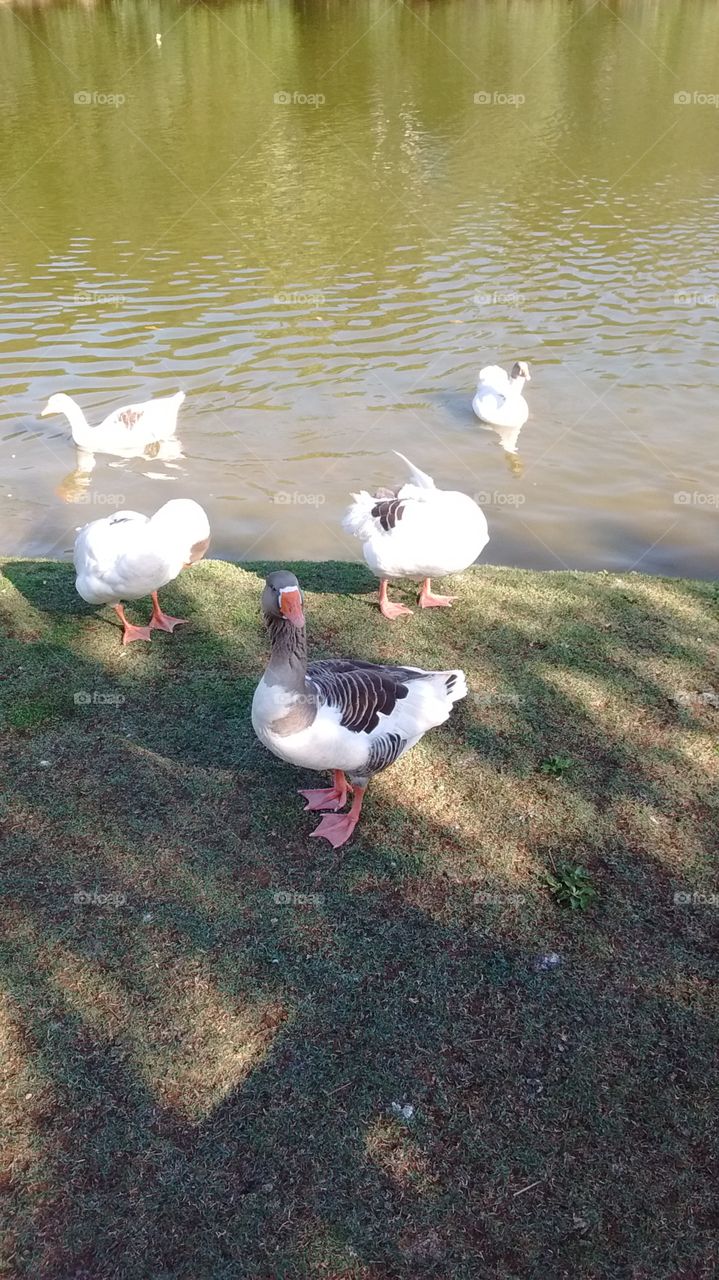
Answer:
[
  {"left": 342, "top": 453, "right": 488, "bottom": 614},
  {"left": 472, "top": 361, "right": 531, "bottom": 429},
  {"left": 41, "top": 390, "right": 185, "bottom": 457},
  {"left": 74, "top": 499, "right": 210, "bottom": 605}
]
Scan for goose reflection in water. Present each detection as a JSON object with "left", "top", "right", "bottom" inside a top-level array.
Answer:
[
  {"left": 56, "top": 437, "right": 185, "bottom": 503},
  {"left": 476, "top": 419, "right": 525, "bottom": 477}
]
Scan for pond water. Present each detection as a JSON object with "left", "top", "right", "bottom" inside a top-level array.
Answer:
[{"left": 1, "top": 0, "right": 718, "bottom": 577}]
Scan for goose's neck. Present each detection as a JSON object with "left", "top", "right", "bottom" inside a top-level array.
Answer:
[
  {"left": 265, "top": 616, "right": 308, "bottom": 693},
  {"left": 60, "top": 398, "right": 94, "bottom": 449},
  {"left": 509, "top": 375, "right": 526, "bottom": 396}
]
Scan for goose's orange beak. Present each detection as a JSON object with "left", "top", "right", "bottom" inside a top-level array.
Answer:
[{"left": 279, "top": 587, "right": 305, "bottom": 627}]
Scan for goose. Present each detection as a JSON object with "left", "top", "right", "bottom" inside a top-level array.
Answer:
[
  {"left": 472, "top": 361, "right": 531, "bottom": 429},
  {"left": 40, "top": 390, "right": 185, "bottom": 458},
  {"left": 74, "top": 498, "right": 210, "bottom": 645},
  {"left": 251, "top": 570, "right": 467, "bottom": 847},
  {"left": 342, "top": 452, "right": 489, "bottom": 620}
]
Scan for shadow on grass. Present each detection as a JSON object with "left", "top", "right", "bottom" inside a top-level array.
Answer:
[{"left": 1, "top": 557, "right": 717, "bottom": 1278}]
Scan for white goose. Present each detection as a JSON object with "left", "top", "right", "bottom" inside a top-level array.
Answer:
[
  {"left": 74, "top": 498, "right": 210, "bottom": 645},
  {"left": 252, "top": 570, "right": 467, "bottom": 848},
  {"left": 41, "top": 390, "right": 185, "bottom": 458},
  {"left": 473, "top": 361, "right": 531, "bottom": 429},
  {"left": 342, "top": 452, "right": 489, "bottom": 620}
]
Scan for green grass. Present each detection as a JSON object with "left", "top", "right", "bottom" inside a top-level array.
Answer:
[{"left": 0, "top": 557, "right": 717, "bottom": 1279}]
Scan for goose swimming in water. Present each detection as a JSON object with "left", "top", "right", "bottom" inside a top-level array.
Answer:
[
  {"left": 251, "top": 570, "right": 467, "bottom": 847},
  {"left": 472, "top": 361, "right": 531, "bottom": 430},
  {"left": 41, "top": 390, "right": 185, "bottom": 459}
]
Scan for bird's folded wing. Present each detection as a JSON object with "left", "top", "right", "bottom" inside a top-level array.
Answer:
[
  {"left": 307, "top": 659, "right": 426, "bottom": 733},
  {"left": 478, "top": 365, "right": 510, "bottom": 395}
]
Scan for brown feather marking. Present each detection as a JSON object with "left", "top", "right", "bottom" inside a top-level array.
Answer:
[
  {"left": 188, "top": 536, "right": 210, "bottom": 564},
  {"left": 119, "top": 409, "right": 142, "bottom": 428}
]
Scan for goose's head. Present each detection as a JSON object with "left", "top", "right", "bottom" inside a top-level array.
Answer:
[
  {"left": 262, "top": 570, "right": 305, "bottom": 628},
  {"left": 41, "top": 393, "right": 75, "bottom": 417},
  {"left": 510, "top": 361, "right": 531, "bottom": 383}
]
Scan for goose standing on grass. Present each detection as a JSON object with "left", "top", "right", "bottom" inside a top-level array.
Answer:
[
  {"left": 342, "top": 452, "right": 489, "bottom": 620},
  {"left": 252, "top": 571, "right": 467, "bottom": 847},
  {"left": 41, "top": 390, "right": 185, "bottom": 460},
  {"left": 74, "top": 498, "right": 210, "bottom": 645},
  {"left": 473, "top": 361, "right": 531, "bottom": 429}
]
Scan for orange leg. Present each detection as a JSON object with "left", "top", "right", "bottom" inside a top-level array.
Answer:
[
  {"left": 418, "top": 577, "right": 457, "bottom": 609},
  {"left": 150, "top": 590, "right": 187, "bottom": 634},
  {"left": 299, "top": 770, "right": 351, "bottom": 812},
  {"left": 378, "top": 578, "right": 412, "bottom": 621},
  {"left": 113, "top": 603, "right": 152, "bottom": 645},
  {"left": 310, "top": 786, "right": 366, "bottom": 848}
]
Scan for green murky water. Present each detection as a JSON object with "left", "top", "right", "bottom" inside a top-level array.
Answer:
[{"left": 1, "top": 0, "right": 718, "bottom": 574}]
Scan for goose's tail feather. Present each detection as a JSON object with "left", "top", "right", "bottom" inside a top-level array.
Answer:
[
  {"left": 342, "top": 491, "right": 378, "bottom": 540},
  {"left": 393, "top": 451, "right": 435, "bottom": 490}
]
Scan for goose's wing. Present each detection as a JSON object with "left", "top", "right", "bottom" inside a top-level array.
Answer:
[
  {"left": 74, "top": 511, "right": 147, "bottom": 566},
  {"left": 98, "top": 401, "right": 153, "bottom": 433},
  {"left": 307, "top": 658, "right": 428, "bottom": 733},
  {"left": 477, "top": 365, "right": 510, "bottom": 398},
  {"left": 74, "top": 511, "right": 167, "bottom": 602},
  {"left": 98, "top": 392, "right": 184, "bottom": 439},
  {"left": 343, "top": 484, "right": 437, "bottom": 541}
]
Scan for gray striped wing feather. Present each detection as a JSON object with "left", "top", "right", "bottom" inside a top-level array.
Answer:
[
  {"left": 307, "top": 659, "right": 428, "bottom": 734},
  {"left": 370, "top": 497, "right": 405, "bottom": 532}
]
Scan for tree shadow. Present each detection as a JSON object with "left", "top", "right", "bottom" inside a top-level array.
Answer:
[{"left": 1, "top": 556, "right": 717, "bottom": 1277}]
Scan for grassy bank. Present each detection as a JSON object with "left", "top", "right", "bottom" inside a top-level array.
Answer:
[{"left": 1, "top": 558, "right": 717, "bottom": 1279}]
